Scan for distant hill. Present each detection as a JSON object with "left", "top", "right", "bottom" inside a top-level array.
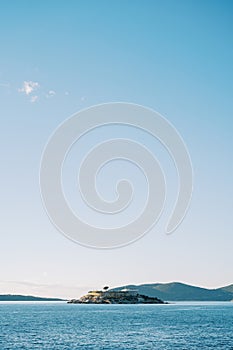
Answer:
[
  {"left": 111, "top": 282, "right": 233, "bottom": 302},
  {"left": 220, "top": 284, "right": 233, "bottom": 294},
  {"left": 0, "top": 295, "right": 65, "bottom": 301}
]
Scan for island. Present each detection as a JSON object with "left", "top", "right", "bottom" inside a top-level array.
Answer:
[
  {"left": 68, "top": 287, "right": 165, "bottom": 304},
  {"left": 0, "top": 295, "right": 65, "bottom": 302}
]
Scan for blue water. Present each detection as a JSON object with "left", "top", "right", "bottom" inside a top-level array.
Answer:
[{"left": 0, "top": 302, "right": 232, "bottom": 349}]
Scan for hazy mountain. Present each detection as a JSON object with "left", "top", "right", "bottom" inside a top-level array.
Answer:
[
  {"left": 220, "top": 284, "right": 233, "bottom": 294},
  {"left": 112, "top": 282, "right": 233, "bottom": 302},
  {"left": 0, "top": 295, "right": 65, "bottom": 301}
]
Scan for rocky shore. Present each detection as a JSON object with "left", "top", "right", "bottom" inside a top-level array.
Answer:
[{"left": 68, "top": 289, "right": 165, "bottom": 304}]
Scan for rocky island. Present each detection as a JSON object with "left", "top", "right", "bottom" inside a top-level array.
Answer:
[{"left": 68, "top": 287, "right": 165, "bottom": 304}]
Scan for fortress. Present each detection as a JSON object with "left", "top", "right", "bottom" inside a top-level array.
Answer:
[{"left": 68, "top": 288, "right": 164, "bottom": 304}]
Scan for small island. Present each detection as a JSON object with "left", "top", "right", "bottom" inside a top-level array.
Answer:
[{"left": 68, "top": 286, "right": 165, "bottom": 304}]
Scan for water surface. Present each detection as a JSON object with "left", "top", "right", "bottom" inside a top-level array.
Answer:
[{"left": 0, "top": 302, "right": 232, "bottom": 349}]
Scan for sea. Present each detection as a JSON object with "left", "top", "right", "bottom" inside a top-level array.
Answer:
[{"left": 0, "top": 302, "right": 232, "bottom": 349}]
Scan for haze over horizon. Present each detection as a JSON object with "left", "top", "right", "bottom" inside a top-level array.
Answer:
[
  {"left": 1, "top": 0, "right": 233, "bottom": 299},
  {"left": 1, "top": 281, "right": 233, "bottom": 300}
]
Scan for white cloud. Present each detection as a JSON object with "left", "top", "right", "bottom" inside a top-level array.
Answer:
[
  {"left": 30, "top": 95, "right": 38, "bottom": 103},
  {"left": 46, "top": 90, "right": 56, "bottom": 98},
  {"left": 17, "top": 81, "right": 59, "bottom": 103},
  {"left": 18, "top": 81, "right": 39, "bottom": 95}
]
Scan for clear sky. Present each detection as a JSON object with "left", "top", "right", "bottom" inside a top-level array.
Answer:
[{"left": 0, "top": 0, "right": 233, "bottom": 298}]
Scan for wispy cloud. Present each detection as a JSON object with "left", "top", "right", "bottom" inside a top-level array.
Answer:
[
  {"left": 18, "top": 81, "right": 40, "bottom": 95},
  {"left": 46, "top": 90, "right": 56, "bottom": 98},
  {"left": 30, "top": 95, "right": 39, "bottom": 103}
]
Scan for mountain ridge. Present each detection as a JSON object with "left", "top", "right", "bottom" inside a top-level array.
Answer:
[
  {"left": 111, "top": 282, "right": 233, "bottom": 301},
  {"left": 0, "top": 294, "right": 65, "bottom": 301}
]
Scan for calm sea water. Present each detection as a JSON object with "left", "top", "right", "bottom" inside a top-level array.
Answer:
[{"left": 0, "top": 302, "right": 232, "bottom": 349}]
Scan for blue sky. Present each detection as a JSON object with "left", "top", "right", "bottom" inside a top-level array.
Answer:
[{"left": 0, "top": 0, "right": 233, "bottom": 298}]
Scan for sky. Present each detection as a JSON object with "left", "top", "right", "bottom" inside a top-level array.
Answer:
[{"left": 0, "top": 0, "right": 233, "bottom": 298}]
